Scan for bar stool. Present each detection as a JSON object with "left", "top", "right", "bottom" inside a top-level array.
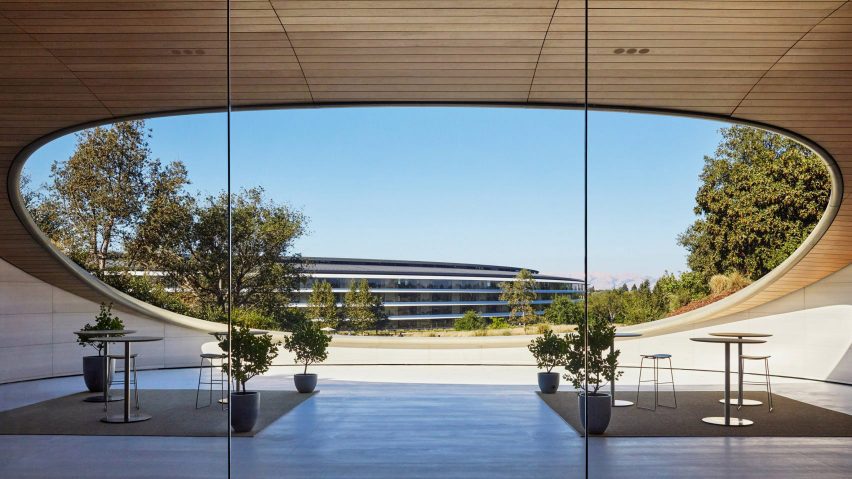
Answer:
[
  {"left": 739, "top": 354, "right": 774, "bottom": 412},
  {"left": 196, "top": 352, "right": 227, "bottom": 409},
  {"left": 107, "top": 353, "right": 139, "bottom": 410},
  {"left": 635, "top": 353, "right": 677, "bottom": 411}
]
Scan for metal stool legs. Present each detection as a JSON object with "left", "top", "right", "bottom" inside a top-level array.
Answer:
[
  {"left": 636, "top": 354, "right": 677, "bottom": 410},
  {"left": 106, "top": 355, "right": 139, "bottom": 411},
  {"left": 196, "top": 354, "right": 226, "bottom": 409},
  {"left": 739, "top": 355, "right": 773, "bottom": 412}
]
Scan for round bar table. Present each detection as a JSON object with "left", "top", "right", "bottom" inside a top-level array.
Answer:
[
  {"left": 611, "top": 332, "right": 643, "bottom": 407},
  {"left": 690, "top": 337, "right": 766, "bottom": 426},
  {"left": 73, "top": 329, "right": 136, "bottom": 403},
  {"left": 709, "top": 332, "right": 772, "bottom": 406},
  {"left": 90, "top": 335, "right": 163, "bottom": 423}
]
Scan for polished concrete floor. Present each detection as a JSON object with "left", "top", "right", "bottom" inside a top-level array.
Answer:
[{"left": 1, "top": 366, "right": 850, "bottom": 478}]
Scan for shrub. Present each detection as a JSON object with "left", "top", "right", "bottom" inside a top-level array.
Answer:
[
  {"left": 544, "top": 295, "right": 583, "bottom": 325},
  {"left": 219, "top": 325, "right": 279, "bottom": 393},
  {"left": 489, "top": 317, "right": 510, "bottom": 329},
  {"left": 727, "top": 271, "right": 752, "bottom": 290},
  {"left": 232, "top": 307, "right": 277, "bottom": 330},
  {"left": 563, "top": 314, "right": 621, "bottom": 394},
  {"left": 77, "top": 303, "right": 125, "bottom": 355},
  {"left": 708, "top": 274, "right": 732, "bottom": 294},
  {"left": 283, "top": 321, "right": 332, "bottom": 375},
  {"left": 527, "top": 330, "right": 568, "bottom": 373},
  {"left": 455, "top": 310, "right": 486, "bottom": 331}
]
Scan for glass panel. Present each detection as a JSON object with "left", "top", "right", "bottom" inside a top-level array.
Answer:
[{"left": 3, "top": 2, "right": 230, "bottom": 477}]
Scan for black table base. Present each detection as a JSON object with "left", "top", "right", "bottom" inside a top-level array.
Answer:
[{"left": 83, "top": 395, "right": 123, "bottom": 403}]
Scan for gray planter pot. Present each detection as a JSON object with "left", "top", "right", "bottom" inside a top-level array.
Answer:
[
  {"left": 578, "top": 392, "right": 612, "bottom": 435},
  {"left": 82, "top": 355, "right": 114, "bottom": 392},
  {"left": 294, "top": 373, "right": 318, "bottom": 393},
  {"left": 230, "top": 391, "right": 260, "bottom": 433},
  {"left": 537, "top": 372, "right": 560, "bottom": 394}
]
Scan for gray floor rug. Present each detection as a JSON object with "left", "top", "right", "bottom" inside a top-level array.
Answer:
[
  {"left": 0, "top": 389, "right": 314, "bottom": 437},
  {"left": 538, "top": 390, "right": 852, "bottom": 437}
]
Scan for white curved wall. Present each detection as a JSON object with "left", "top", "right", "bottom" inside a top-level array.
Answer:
[{"left": 0, "top": 258, "right": 211, "bottom": 383}]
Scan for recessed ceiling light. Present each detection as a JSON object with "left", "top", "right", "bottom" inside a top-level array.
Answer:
[
  {"left": 638, "top": 48, "right": 650, "bottom": 54},
  {"left": 626, "top": 48, "right": 637, "bottom": 54},
  {"left": 613, "top": 48, "right": 625, "bottom": 54}
]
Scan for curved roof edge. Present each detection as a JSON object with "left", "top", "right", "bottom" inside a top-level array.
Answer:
[{"left": 8, "top": 102, "right": 843, "bottom": 334}]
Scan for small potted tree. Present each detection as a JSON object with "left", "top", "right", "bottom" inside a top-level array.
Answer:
[
  {"left": 528, "top": 329, "right": 567, "bottom": 393},
  {"left": 77, "top": 303, "right": 124, "bottom": 392},
  {"left": 563, "top": 314, "right": 621, "bottom": 435},
  {"left": 283, "top": 321, "right": 332, "bottom": 393},
  {"left": 218, "top": 325, "right": 279, "bottom": 433}
]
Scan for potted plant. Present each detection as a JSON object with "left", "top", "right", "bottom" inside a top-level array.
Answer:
[
  {"left": 283, "top": 321, "right": 332, "bottom": 393},
  {"left": 77, "top": 303, "right": 124, "bottom": 392},
  {"left": 528, "top": 329, "right": 567, "bottom": 393},
  {"left": 218, "top": 325, "right": 279, "bottom": 433},
  {"left": 563, "top": 314, "right": 621, "bottom": 435}
]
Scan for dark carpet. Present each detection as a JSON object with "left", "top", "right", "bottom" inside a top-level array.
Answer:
[
  {"left": 538, "top": 390, "right": 852, "bottom": 437},
  {"left": 0, "top": 389, "right": 314, "bottom": 437}
]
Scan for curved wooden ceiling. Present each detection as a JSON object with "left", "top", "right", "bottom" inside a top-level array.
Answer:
[{"left": 1, "top": 1, "right": 850, "bottom": 319}]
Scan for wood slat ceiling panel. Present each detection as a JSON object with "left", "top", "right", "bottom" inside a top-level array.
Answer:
[
  {"left": 1, "top": 1, "right": 230, "bottom": 118},
  {"left": 0, "top": 0, "right": 849, "bottom": 318},
  {"left": 272, "top": 0, "right": 558, "bottom": 102}
]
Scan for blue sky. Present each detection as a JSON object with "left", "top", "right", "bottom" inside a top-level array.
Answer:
[{"left": 25, "top": 107, "right": 726, "bottom": 287}]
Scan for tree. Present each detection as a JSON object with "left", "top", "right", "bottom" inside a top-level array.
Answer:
[
  {"left": 219, "top": 325, "right": 278, "bottom": 393},
  {"left": 527, "top": 329, "right": 568, "bottom": 373},
  {"left": 306, "top": 280, "right": 338, "bottom": 329},
  {"left": 45, "top": 121, "right": 190, "bottom": 272},
  {"left": 499, "top": 269, "right": 538, "bottom": 325},
  {"left": 588, "top": 289, "right": 624, "bottom": 324},
  {"left": 454, "top": 310, "right": 486, "bottom": 331},
  {"left": 562, "top": 313, "right": 621, "bottom": 394},
  {"left": 544, "top": 295, "right": 583, "bottom": 325},
  {"left": 678, "top": 125, "right": 830, "bottom": 281},
  {"left": 162, "top": 187, "right": 307, "bottom": 320},
  {"left": 342, "top": 279, "right": 384, "bottom": 331},
  {"left": 284, "top": 321, "right": 332, "bottom": 375}
]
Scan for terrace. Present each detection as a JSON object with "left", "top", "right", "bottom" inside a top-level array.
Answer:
[{"left": 1, "top": 1, "right": 851, "bottom": 478}]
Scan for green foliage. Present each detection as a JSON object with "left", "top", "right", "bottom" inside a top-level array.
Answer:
[
  {"left": 100, "top": 272, "right": 192, "bottom": 316},
  {"left": 499, "top": 269, "right": 538, "bottom": 325},
  {"left": 306, "top": 280, "right": 338, "bottom": 329},
  {"left": 528, "top": 329, "right": 568, "bottom": 373},
  {"left": 232, "top": 308, "right": 277, "bottom": 330},
  {"left": 588, "top": 289, "right": 624, "bottom": 323},
  {"left": 283, "top": 321, "right": 332, "bottom": 374},
  {"left": 562, "top": 314, "right": 621, "bottom": 394},
  {"left": 679, "top": 125, "right": 830, "bottom": 281},
  {"left": 544, "top": 295, "right": 583, "bottom": 325},
  {"left": 219, "top": 325, "right": 279, "bottom": 393},
  {"left": 454, "top": 310, "right": 486, "bottom": 331},
  {"left": 26, "top": 123, "right": 308, "bottom": 327},
  {"left": 77, "top": 303, "right": 125, "bottom": 355},
  {"left": 342, "top": 279, "right": 385, "bottom": 331},
  {"left": 489, "top": 317, "right": 510, "bottom": 329},
  {"left": 653, "top": 271, "right": 708, "bottom": 313},
  {"left": 160, "top": 187, "right": 307, "bottom": 318},
  {"left": 42, "top": 121, "right": 190, "bottom": 272}
]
